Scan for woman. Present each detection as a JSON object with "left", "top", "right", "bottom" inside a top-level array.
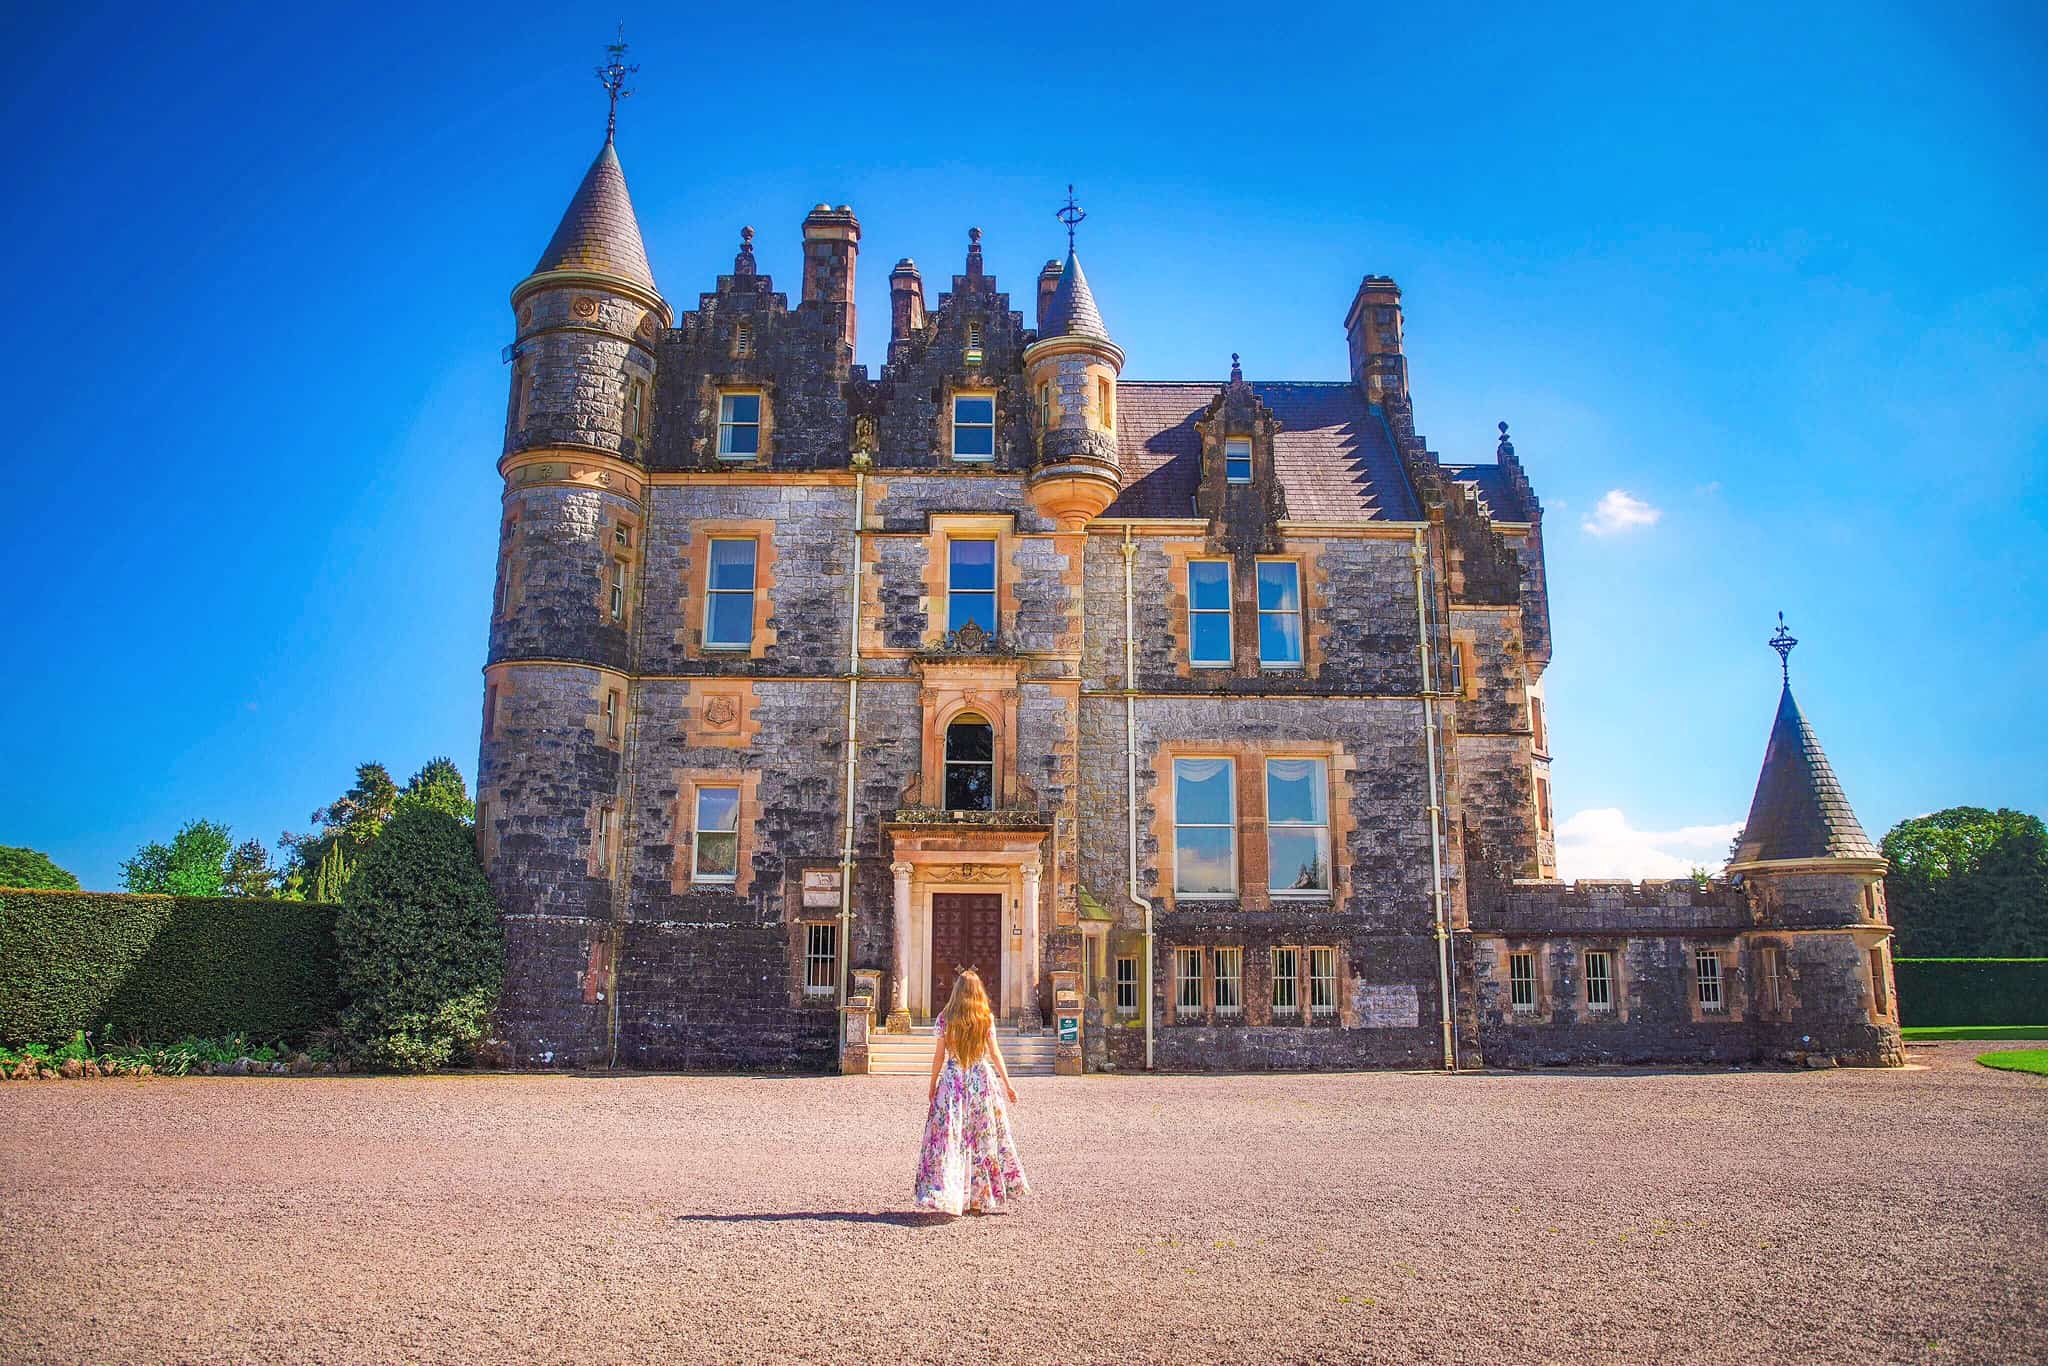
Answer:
[{"left": 912, "top": 969, "right": 1031, "bottom": 1216}]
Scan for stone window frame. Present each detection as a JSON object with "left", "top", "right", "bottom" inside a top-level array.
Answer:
[
  {"left": 715, "top": 387, "right": 767, "bottom": 464},
  {"left": 1254, "top": 556, "right": 1307, "bottom": 670},
  {"left": 1150, "top": 739, "right": 1355, "bottom": 910},
  {"left": 1534, "top": 776, "right": 1552, "bottom": 834},
  {"left": 1508, "top": 950, "right": 1538, "bottom": 1014},
  {"left": 965, "top": 321, "right": 984, "bottom": 365},
  {"left": 1868, "top": 945, "right": 1892, "bottom": 1018},
  {"left": 1530, "top": 693, "right": 1548, "bottom": 754},
  {"left": 916, "top": 682, "right": 1019, "bottom": 810},
  {"left": 1114, "top": 954, "right": 1139, "bottom": 1015},
  {"left": 1213, "top": 946, "right": 1245, "bottom": 1017},
  {"left": 941, "top": 712, "right": 997, "bottom": 813},
  {"left": 680, "top": 520, "right": 779, "bottom": 661},
  {"left": 492, "top": 510, "right": 524, "bottom": 621},
  {"left": 950, "top": 389, "right": 998, "bottom": 463},
  {"left": 1584, "top": 948, "right": 1615, "bottom": 1012},
  {"left": 1756, "top": 944, "right": 1787, "bottom": 1018},
  {"left": 585, "top": 669, "right": 629, "bottom": 755},
  {"left": 1225, "top": 436, "right": 1253, "bottom": 484},
  {"left": 944, "top": 534, "right": 999, "bottom": 635},
  {"left": 733, "top": 322, "right": 753, "bottom": 359},
  {"left": 1097, "top": 375, "right": 1115, "bottom": 430},
  {"left": 1172, "top": 945, "right": 1204, "bottom": 1021},
  {"left": 1271, "top": 945, "right": 1301, "bottom": 1017},
  {"left": 669, "top": 769, "right": 762, "bottom": 897},
  {"left": 603, "top": 688, "right": 621, "bottom": 744},
  {"left": 482, "top": 680, "right": 500, "bottom": 741},
  {"left": 802, "top": 921, "right": 839, "bottom": 997},
  {"left": 1307, "top": 946, "right": 1338, "bottom": 1017},
  {"left": 589, "top": 802, "right": 617, "bottom": 879},
  {"left": 920, "top": 514, "right": 1020, "bottom": 649},
  {"left": 1694, "top": 947, "right": 1726, "bottom": 1013},
  {"left": 623, "top": 378, "right": 649, "bottom": 443},
  {"left": 690, "top": 784, "right": 743, "bottom": 885},
  {"left": 1264, "top": 755, "right": 1334, "bottom": 900},
  {"left": 1170, "top": 754, "right": 1239, "bottom": 900},
  {"left": 1186, "top": 557, "right": 1234, "bottom": 669}
]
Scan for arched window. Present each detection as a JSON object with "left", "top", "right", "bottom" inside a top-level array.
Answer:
[{"left": 944, "top": 716, "right": 995, "bottom": 811}]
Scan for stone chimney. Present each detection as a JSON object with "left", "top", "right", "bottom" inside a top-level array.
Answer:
[
  {"left": 1344, "top": 274, "right": 1406, "bottom": 407},
  {"left": 1036, "top": 259, "right": 1063, "bottom": 333},
  {"left": 889, "top": 258, "right": 925, "bottom": 361},
  {"left": 801, "top": 204, "right": 861, "bottom": 353}
]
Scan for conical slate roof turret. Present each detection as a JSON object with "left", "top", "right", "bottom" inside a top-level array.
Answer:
[
  {"left": 1730, "top": 683, "right": 1879, "bottom": 866},
  {"left": 530, "top": 137, "right": 657, "bottom": 295},
  {"left": 1040, "top": 249, "right": 1108, "bottom": 341}
]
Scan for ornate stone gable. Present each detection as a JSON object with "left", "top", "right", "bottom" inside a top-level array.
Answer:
[{"left": 1193, "top": 358, "right": 1289, "bottom": 556}]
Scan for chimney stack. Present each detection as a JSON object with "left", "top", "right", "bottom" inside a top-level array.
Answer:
[
  {"left": 1036, "top": 259, "right": 1063, "bottom": 333},
  {"left": 889, "top": 258, "right": 926, "bottom": 361},
  {"left": 801, "top": 204, "right": 861, "bottom": 354},
  {"left": 1344, "top": 275, "right": 1406, "bottom": 407}
]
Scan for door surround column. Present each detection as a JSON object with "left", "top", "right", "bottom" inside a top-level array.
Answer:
[{"left": 888, "top": 860, "right": 914, "bottom": 1032}]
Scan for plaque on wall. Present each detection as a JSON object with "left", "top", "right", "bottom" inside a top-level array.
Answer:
[
  {"left": 1355, "top": 983, "right": 1421, "bottom": 1029},
  {"left": 802, "top": 870, "right": 841, "bottom": 908}
]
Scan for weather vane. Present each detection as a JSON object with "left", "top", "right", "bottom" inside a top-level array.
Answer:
[
  {"left": 597, "top": 23, "right": 638, "bottom": 141},
  {"left": 1056, "top": 184, "right": 1086, "bottom": 253},
  {"left": 1769, "top": 611, "right": 1798, "bottom": 684}
]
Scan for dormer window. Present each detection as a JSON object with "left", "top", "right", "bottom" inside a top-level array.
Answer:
[
  {"left": 718, "top": 392, "right": 761, "bottom": 461},
  {"left": 1225, "top": 437, "right": 1252, "bottom": 483},
  {"left": 952, "top": 393, "right": 995, "bottom": 462},
  {"left": 966, "top": 321, "right": 984, "bottom": 365}
]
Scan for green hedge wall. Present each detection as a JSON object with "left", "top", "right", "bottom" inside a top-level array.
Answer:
[
  {"left": 1895, "top": 958, "right": 2048, "bottom": 1028},
  {"left": 0, "top": 890, "right": 340, "bottom": 1045}
]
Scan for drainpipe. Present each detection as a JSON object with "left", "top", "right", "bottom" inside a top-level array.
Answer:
[
  {"left": 1122, "top": 527, "right": 1153, "bottom": 1070},
  {"left": 1412, "top": 529, "right": 1456, "bottom": 1071},
  {"left": 837, "top": 464, "right": 867, "bottom": 1006}
]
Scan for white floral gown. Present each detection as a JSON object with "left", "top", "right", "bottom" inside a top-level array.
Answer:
[{"left": 912, "top": 1050, "right": 1031, "bottom": 1215}]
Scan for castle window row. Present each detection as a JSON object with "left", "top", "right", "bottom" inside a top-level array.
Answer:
[
  {"left": 1500, "top": 945, "right": 1828, "bottom": 1020},
  {"left": 1173, "top": 756, "right": 1331, "bottom": 898},
  {"left": 1171, "top": 944, "right": 1338, "bottom": 1023}
]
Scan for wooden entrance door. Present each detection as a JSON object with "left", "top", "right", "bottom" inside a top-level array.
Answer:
[{"left": 930, "top": 892, "right": 1004, "bottom": 1016}]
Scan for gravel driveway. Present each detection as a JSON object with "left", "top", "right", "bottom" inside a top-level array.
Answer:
[{"left": 2, "top": 1043, "right": 2042, "bottom": 1364}]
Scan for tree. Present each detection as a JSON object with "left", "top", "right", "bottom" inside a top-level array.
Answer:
[
  {"left": 120, "top": 820, "right": 233, "bottom": 897},
  {"left": 396, "top": 757, "right": 475, "bottom": 823},
  {"left": 0, "top": 846, "right": 80, "bottom": 891},
  {"left": 281, "top": 759, "right": 475, "bottom": 900},
  {"left": 336, "top": 805, "right": 504, "bottom": 1071},
  {"left": 1882, "top": 807, "right": 2048, "bottom": 957},
  {"left": 221, "top": 839, "right": 278, "bottom": 899}
]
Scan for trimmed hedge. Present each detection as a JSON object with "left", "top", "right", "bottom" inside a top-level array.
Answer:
[
  {"left": 1896, "top": 958, "right": 2048, "bottom": 1028},
  {"left": 0, "top": 890, "right": 340, "bottom": 1045}
]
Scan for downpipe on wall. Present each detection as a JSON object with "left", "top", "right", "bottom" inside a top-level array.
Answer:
[
  {"left": 1122, "top": 526, "right": 1154, "bottom": 1070},
  {"left": 1412, "top": 529, "right": 1457, "bottom": 1072},
  {"left": 838, "top": 463, "right": 868, "bottom": 1007}
]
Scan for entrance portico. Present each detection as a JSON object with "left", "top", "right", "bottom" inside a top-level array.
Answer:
[{"left": 886, "top": 823, "right": 1048, "bottom": 1026}]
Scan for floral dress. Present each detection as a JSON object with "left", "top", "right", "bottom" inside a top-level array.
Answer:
[{"left": 912, "top": 1048, "right": 1031, "bottom": 1215}]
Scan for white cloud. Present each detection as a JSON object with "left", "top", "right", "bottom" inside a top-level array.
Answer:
[
  {"left": 1581, "top": 488, "right": 1662, "bottom": 537},
  {"left": 1553, "top": 807, "right": 1741, "bottom": 881}
]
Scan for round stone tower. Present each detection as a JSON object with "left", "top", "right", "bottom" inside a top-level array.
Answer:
[
  {"left": 478, "top": 129, "right": 670, "bottom": 1066},
  {"left": 1024, "top": 248, "right": 1125, "bottom": 528}
]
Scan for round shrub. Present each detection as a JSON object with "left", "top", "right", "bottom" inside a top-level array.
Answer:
[{"left": 337, "top": 807, "right": 504, "bottom": 1072}]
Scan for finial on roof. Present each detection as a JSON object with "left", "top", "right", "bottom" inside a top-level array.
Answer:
[
  {"left": 967, "top": 226, "right": 984, "bottom": 277},
  {"left": 735, "top": 226, "right": 756, "bottom": 276},
  {"left": 1230, "top": 353, "right": 1242, "bottom": 383},
  {"left": 1770, "top": 611, "right": 1798, "bottom": 685},
  {"left": 1056, "top": 184, "right": 1086, "bottom": 253},
  {"left": 1497, "top": 420, "right": 1514, "bottom": 458},
  {"left": 597, "top": 24, "right": 638, "bottom": 143}
]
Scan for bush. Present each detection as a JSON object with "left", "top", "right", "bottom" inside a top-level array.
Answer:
[
  {"left": 0, "top": 891, "right": 339, "bottom": 1045},
  {"left": 1895, "top": 958, "right": 2048, "bottom": 1028},
  {"left": 0, "top": 846, "right": 80, "bottom": 891},
  {"left": 337, "top": 807, "right": 503, "bottom": 1072}
]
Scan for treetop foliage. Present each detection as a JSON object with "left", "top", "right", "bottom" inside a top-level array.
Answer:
[
  {"left": 1882, "top": 806, "right": 2048, "bottom": 958},
  {"left": 0, "top": 846, "right": 80, "bottom": 892}
]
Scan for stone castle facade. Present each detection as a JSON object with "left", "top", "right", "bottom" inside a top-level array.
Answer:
[{"left": 475, "top": 125, "right": 1904, "bottom": 1073}]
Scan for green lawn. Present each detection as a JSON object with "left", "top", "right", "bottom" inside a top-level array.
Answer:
[
  {"left": 1901, "top": 1025, "right": 2048, "bottom": 1041},
  {"left": 1975, "top": 1049, "right": 2048, "bottom": 1077}
]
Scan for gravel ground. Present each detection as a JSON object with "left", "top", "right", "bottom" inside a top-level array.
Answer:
[{"left": 2, "top": 1042, "right": 2043, "bottom": 1365}]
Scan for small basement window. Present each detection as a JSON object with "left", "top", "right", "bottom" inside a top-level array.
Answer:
[{"left": 1509, "top": 951, "right": 1536, "bottom": 1014}]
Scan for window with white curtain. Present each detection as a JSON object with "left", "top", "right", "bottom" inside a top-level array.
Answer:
[
  {"left": 1173, "top": 758, "right": 1237, "bottom": 896},
  {"left": 1266, "top": 758, "right": 1330, "bottom": 894}
]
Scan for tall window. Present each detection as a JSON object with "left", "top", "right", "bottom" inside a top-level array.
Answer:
[
  {"left": 1115, "top": 955, "right": 1139, "bottom": 1015},
  {"left": 1585, "top": 950, "right": 1613, "bottom": 1011},
  {"left": 734, "top": 323, "right": 752, "bottom": 358},
  {"left": 483, "top": 683, "right": 498, "bottom": 737},
  {"left": 1266, "top": 758, "right": 1330, "bottom": 894},
  {"left": 624, "top": 379, "right": 647, "bottom": 440},
  {"left": 804, "top": 923, "right": 838, "bottom": 996},
  {"left": 604, "top": 689, "right": 620, "bottom": 742},
  {"left": 1509, "top": 951, "right": 1536, "bottom": 1013},
  {"left": 596, "top": 805, "right": 613, "bottom": 875},
  {"left": 1187, "top": 560, "right": 1232, "bottom": 667},
  {"left": 1535, "top": 777, "right": 1552, "bottom": 833},
  {"left": 1695, "top": 949, "right": 1724, "bottom": 1012},
  {"left": 1097, "top": 376, "right": 1114, "bottom": 428},
  {"left": 609, "top": 560, "right": 628, "bottom": 622},
  {"left": 1257, "top": 561, "right": 1304, "bottom": 667},
  {"left": 692, "top": 786, "right": 741, "bottom": 883},
  {"left": 1175, "top": 947, "right": 1204, "bottom": 1013},
  {"left": 1037, "top": 380, "right": 1051, "bottom": 428},
  {"left": 717, "top": 392, "right": 761, "bottom": 460},
  {"left": 1531, "top": 696, "right": 1547, "bottom": 752},
  {"left": 1214, "top": 947, "right": 1243, "bottom": 1016},
  {"left": 1272, "top": 947, "right": 1300, "bottom": 1016},
  {"left": 943, "top": 716, "right": 995, "bottom": 811},
  {"left": 946, "top": 538, "right": 997, "bottom": 634},
  {"left": 1309, "top": 947, "right": 1337, "bottom": 1016},
  {"left": 952, "top": 393, "right": 995, "bottom": 461},
  {"left": 1447, "top": 639, "right": 1464, "bottom": 693},
  {"left": 1225, "top": 436, "right": 1252, "bottom": 483},
  {"left": 1869, "top": 947, "right": 1890, "bottom": 1016},
  {"left": 704, "top": 539, "right": 757, "bottom": 649},
  {"left": 1759, "top": 946, "right": 1784, "bottom": 1013},
  {"left": 1173, "top": 758, "right": 1237, "bottom": 896}
]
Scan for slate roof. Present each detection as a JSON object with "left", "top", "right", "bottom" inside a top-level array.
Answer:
[
  {"left": 1041, "top": 249, "right": 1107, "bottom": 339},
  {"left": 1443, "top": 463, "right": 1528, "bottom": 521},
  {"left": 1731, "top": 686, "right": 1880, "bottom": 864},
  {"left": 1106, "top": 381, "right": 1421, "bottom": 521},
  {"left": 531, "top": 138, "right": 657, "bottom": 293}
]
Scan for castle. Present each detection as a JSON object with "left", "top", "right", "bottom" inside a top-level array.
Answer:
[{"left": 475, "top": 115, "right": 1905, "bottom": 1073}]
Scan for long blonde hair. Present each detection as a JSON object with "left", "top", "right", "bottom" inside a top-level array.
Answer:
[{"left": 941, "top": 970, "right": 994, "bottom": 1064}]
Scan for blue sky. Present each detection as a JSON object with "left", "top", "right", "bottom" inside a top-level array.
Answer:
[{"left": 2, "top": 3, "right": 2043, "bottom": 889}]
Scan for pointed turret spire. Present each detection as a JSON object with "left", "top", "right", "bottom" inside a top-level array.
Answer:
[
  {"left": 1041, "top": 249, "right": 1109, "bottom": 340},
  {"left": 529, "top": 138, "right": 658, "bottom": 296},
  {"left": 1729, "top": 621, "right": 1879, "bottom": 867}
]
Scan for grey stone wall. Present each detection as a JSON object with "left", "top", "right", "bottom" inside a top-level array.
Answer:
[
  {"left": 509, "top": 283, "right": 656, "bottom": 461},
  {"left": 489, "top": 485, "right": 638, "bottom": 672}
]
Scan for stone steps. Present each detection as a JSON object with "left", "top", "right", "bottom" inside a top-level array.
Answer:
[{"left": 866, "top": 1026, "right": 1057, "bottom": 1076}]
